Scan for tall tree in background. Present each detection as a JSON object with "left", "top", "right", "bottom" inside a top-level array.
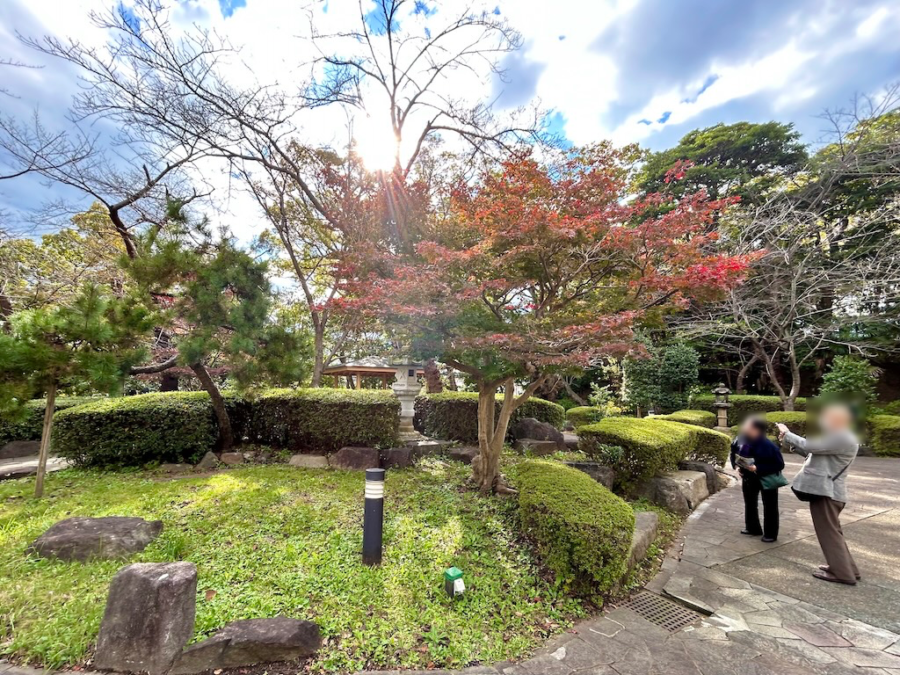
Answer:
[
  {"left": 0, "top": 284, "right": 153, "bottom": 496},
  {"left": 349, "top": 146, "right": 750, "bottom": 492},
  {"left": 636, "top": 121, "right": 807, "bottom": 202}
]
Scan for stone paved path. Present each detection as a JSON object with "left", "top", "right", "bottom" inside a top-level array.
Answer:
[
  {"left": 0, "top": 455, "right": 70, "bottom": 481},
  {"left": 3, "top": 455, "right": 899, "bottom": 675}
]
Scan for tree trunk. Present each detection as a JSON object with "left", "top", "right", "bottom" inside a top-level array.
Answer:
[
  {"left": 191, "top": 363, "right": 234, "bottom": 450},
  {"left": 34, "top": 381, "right": 57, "bottom": 499},
  {"left": 311, "top": 325, "right": 326, "bottom": 387},
  {"left": 444, "top": 367, "right": 458, "bottom": 391},
  {"left": 735, "top": 354, "right": 759, "bottom": 395},
  {"left": 424, "top": 359, "right": 443, "bottom": 394}
]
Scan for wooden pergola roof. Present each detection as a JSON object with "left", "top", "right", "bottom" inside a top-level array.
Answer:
[{"left": 323, "top": 357, "right": 424, "bottom": 388}]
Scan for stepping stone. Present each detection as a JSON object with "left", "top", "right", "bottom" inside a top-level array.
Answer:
[
  {"left": 28, "top": 516, "right": 163, "bottom": 561},
  {"left": 171, "top": 617, "right": 320, "bottom": 674},
  {"left": 95, "top": 562, "right": 197, "bottom": 675}
]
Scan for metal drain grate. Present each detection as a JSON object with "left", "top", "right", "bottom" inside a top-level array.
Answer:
[{"left": 621, "top": 592, "right": 702, "bottom": 632}]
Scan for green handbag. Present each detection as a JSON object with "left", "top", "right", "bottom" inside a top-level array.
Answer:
[{"left": 760, "top": 471, "right": 789, "bottom": 490}]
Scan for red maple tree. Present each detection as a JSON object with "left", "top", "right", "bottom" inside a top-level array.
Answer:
[{"left": 348, "top": 145, "right": 751, "bottom": 492}]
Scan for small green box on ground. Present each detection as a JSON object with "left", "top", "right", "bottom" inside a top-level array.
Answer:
[{"left": 444, "top": 567, "right": 465, "bottom": 597}]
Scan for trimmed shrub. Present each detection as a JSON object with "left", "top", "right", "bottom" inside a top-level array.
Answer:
[
  {"left": 0, "top": 397, "right": 98, "bottom": 445},
  {"left": 689, "top": 394, "right": 807, "bottom": 424},
  {"left": 513, "top": 460, "right": 634, "bottom": 599},
  {"left": 53, "top": 393, "right": 225, "bottom": 467},
  {"left": 567, "top": 406, "right": 603, "bottom": 429},
  {"left": 249, "top": 388, "right": 399, "bottom": 452},
  {"left": 413, "top": 392, "right": 565, "bottom": 443},
  {"left": 764, "top": 411, "right": 808, "bottom": 439},
  {"left": 867, "top": 415, "right": 900, "bottom": 457},
  {"left": 879, "top": 400, "right": 900, "bottom": 416},
  {"left": 652, "top": 410, "right": 716, "bottom": 429},
  {"left": 689, "top": 426, "right": 731, "bottom": 465},
  {"left": 578, "top": 417, "right": 695, "bottom": 490}
]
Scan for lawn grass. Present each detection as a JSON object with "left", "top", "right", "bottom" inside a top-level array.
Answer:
[{"left": 0, "top": 461, "right": 585, "bottom": 672}]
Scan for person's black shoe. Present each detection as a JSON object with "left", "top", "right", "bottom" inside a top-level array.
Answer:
[
  {"left": 761, "top": 536, "right": 777, "bottom": 543},
  {"left": 741, "top": 530, "right": 763, "bottom": 536}
]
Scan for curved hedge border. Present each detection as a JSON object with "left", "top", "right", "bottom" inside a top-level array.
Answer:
[
  {"left": 53, "top": 393, "right": 225, "bottom": 466},
  {"left": 413, "top": 392, "right": 564, "bottom": 443},
  {"left": 0, "top": 397, "right": 98, "bottom": 445},
  {"left": 578, "top": 417, "right": 696, "bottom": 491},
  {"left": 690, "top": 426, "right": 731, "bottom": 465},
  {"left": 566, "top": 406, "right": 603, "bottom": 429},
  {"left": 248, "top": 388, "right": 399, "bottom": 453},
  {"left": 653, "top": 410, "right": 716, "bottom": 429},
  {"left": 689, "top": 394, "right": 806, "bottom": 424},
  {"left": 513, "top": 460, "right": 634, "bottom": 599}
]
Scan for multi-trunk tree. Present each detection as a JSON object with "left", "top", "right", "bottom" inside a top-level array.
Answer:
[{"left": 348, "top": 145, "right": 751, "bottom": 492}]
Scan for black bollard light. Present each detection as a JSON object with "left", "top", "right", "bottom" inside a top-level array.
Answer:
[{"left": 362, "top": 468, "right": 385, "bottom": 565}]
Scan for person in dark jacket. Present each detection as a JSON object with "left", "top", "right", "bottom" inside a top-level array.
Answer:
[{"left": 730, "top": 416, "right": 785, "bottom": 542}]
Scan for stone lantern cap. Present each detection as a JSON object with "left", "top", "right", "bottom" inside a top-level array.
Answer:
[{"left": 711, "top": 383, "right": 732, "bottom": 408}]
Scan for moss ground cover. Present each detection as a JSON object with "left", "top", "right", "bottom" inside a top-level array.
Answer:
[{"left": 0, "top": 462, "right": 584, "bottom": 672}]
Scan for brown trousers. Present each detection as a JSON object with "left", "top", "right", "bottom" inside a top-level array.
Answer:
[{"left": 809, "top": 497, "right": 859, "bottom": 582}]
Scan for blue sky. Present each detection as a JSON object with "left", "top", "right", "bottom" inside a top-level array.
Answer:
[{"left": 1, "top": 0, "right": 899, "bottom": 234}]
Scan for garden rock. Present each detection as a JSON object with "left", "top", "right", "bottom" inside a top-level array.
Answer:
[
  {"left": 160, "top": 463, "right": 193, "bottom": 474},
  {"left": 510, "top": 417, "right": 565, "bottom": 450},
  {"left": 448, "top": 446, "right": 479, "bottom": 465},
  {"left": 289, "top": 454, "right": 329, "bottom": 469},
  {"left": 195, "top": 451, "right": 219, "bottom": 471},
  {"left": 94, "top": 562, "right": 197, "bottom": 675},
  {"left": 513, "top": 438, "right": 558, "bottom": 456},
  {"left": 563, "top": 431, "right": 579, "bottom": 451},
  {"left": 220, "top": 452, "right": 245, "bottom": 465},
  {"left": 641, "top": 470, "right": 710, "bottom": 516},
  {"left": 406, "top": 438, "right": 453, "bottom": 458},
  {"left": 0, "top": 440, "right": 40, "bottom": 459},
  {"left": 171, "top": 617, "right": 321, "bottom": 674},
  {"left": 28, "top": 516, "right": 163, "bottom": 561},
  {"left": 565, "top": 462, "right": 615, "bottom": 490},
  {"left": 679, "top": 460, "right": 719, "bottom": 495},
  {"left": 381, "top": 447, "right": 414, "bottom": 469},
  {"left": 627, "top": 511, "right": 659, "bottom": 569},
  {"left": 330, "top": 446, "right": 380, "bottom": 470}
]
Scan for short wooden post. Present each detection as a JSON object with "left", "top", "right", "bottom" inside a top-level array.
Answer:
[{"left": 34, "top": 381, "right": 57, "bottom": 499}]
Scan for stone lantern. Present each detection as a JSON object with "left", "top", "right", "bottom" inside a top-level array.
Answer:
[
  {"left": 391, "top": 358, "right": 425, "bottom": 440},
  {"left": 712, "top": 383, "right": 732, "bottom": 431}
]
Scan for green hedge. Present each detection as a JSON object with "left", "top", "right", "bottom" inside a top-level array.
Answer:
[
  {"left": 566, "top": 406, "right": 603, "bottom": 429},
  {"left": 513, "top": 460, "right": 634, "bottom": 599},
  {"left": 867, "top": 415, "right": 900, "bottom": 457},
  {"left": 413, "top": 392, "right": 565, "bottom": 443},
  {"left": 731, "top": 411, "right": 809, "bottom": 440},
  {"left": 0, "top": 398, "right": 98, "bottom": 445},
  {"left": 53, "top": 393, "right": 229, "bottom": 467},
  {"left": 248, "top": 388, "right": 399, "bottom": 453},
  {"left": 877, "top": 401, "right": 900, "bottom": 416},
  {"left": 689, "top": 394, "right": 806, "bottom": 424},
  {"left": 689, "top": 427, "right": 731, "bottom": 465},
  {"left": 652, "top": 410, "right": 716, "bottom": 429},
  {"left": 578, "top": 417, "right": 695, "bottom": 491}
]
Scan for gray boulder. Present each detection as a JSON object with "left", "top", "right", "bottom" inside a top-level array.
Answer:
[
  {"left": 448, "top": 446, "right": 480, "bottom": 465},
  {"left": 678, "top": 460, "right": 719, "bottom": 495},
  {"left": 565, "top": 462, "right": 615, "bottom": 490},
  {"left": 195, "top": 451, "right": 219, "bottom": 471},
  {"left": 171, "top": 617, "right": 321, "bottom": 674},
  {"left": 94, "top": 562, "right": 198, "bottom": 675},
  {"left": 288, "top": 454, "right": 329, "bottom": 469},
  {"left": 219, "top": 452, "right": 244, "bottom": 465},
  {"left": 513, "top": 438, "right": 558, "bottom": 456},
  {"left": 28, "top": 516, "right": 163, "bottom": 561},
  {"left": 0, "top": 440, "right": 40, "bottom": 459},
  {"left": 405, "top": 438, "right": 453, "bottom": 459},
  {"left": 160, "top": 463, "right": 193, "bottom": 474},
  {"left": 510, "top": 417, "right": 565, "bottom": 450},
  {"left": 627, "top": 511, "right": 660, "bottom": 569},
  {"left": 329, "top": 446, "right": 380, "bottom": 470},
  {"left": 380, "top": 447, "right": 414, "bottom": 469},
  {"left": 641, "top": 470, "right": 710, "bottom": 516},
  {"left": 562, "top": 432, "right": 579, "bottom": 451}
]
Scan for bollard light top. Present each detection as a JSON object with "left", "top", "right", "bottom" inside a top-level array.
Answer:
[
  {"left": 366, "top": 468, "right": 386, "bottom": 481},
  {"left": 444, "top": 567, "right": 463, "bottom": 581}
]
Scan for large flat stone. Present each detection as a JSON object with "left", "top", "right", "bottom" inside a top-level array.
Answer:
[
  {"left": 28, "top": 516, "right": 163, "bottom": 561},
  {"left": 447, "top": 446, "right": 479, "bottom": 465},
  {"left": 94, "top": 562, "right": 197, "bottom": 675},
  {"left": 513, "top": 438, "right": 558, "bottom": 456},
  {"left": 380, "top": 447, "right": 414, "bottom": 469},
  {"left": 565, "top": 462, "right": 615, "bottom": 490},
  {"left": 329, "top": 446, "right": 380, "bottom": 470},
  {"left": 627, "top": 511, "right": 659, "bottom": 569},
  {"left": 171, "top": 617, "right": 320, "bottom": 674},
  {"left": 219, "top": 452, "right": 244, "bottom": 465},
  {"left": 679, "top": 461, "right": 719, "bottom": 495},
  {"left": 0, "top": 441, "right": 40, "bottom": 459},
  {"left": 288, "top": 454, "right": 329, "bottom": 469},
  {"left": 641, "top": 470, "right": 710, "bottom": 515}
]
